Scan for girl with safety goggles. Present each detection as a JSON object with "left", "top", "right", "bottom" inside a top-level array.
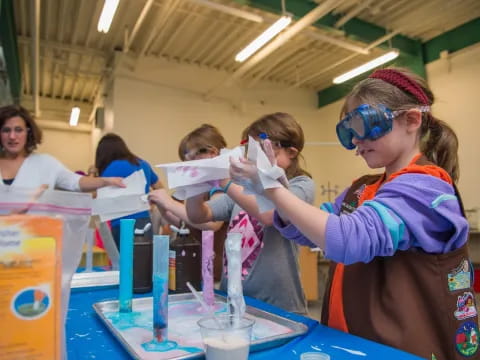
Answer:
[
  {"left": 230, "top": 67, "right": 474, "bottom": 360},
  {"left": 336, "top": 103, "right": 430, "bottom": 150}
]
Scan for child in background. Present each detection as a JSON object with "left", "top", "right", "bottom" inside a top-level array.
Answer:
[
  {"left": 231, "top": 68, "right": 478, "bottom": 360},
  {"left": 148, "top": 124, "right": 228, "bottom": 281},
  {"left": 186, "top": 113, "right": 315, "bottom": 314},
  {"left": 95, "top": 133, "right": 163, "bottom": 249}
]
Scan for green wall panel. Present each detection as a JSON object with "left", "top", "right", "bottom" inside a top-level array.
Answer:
[{"left": 0, "top": 0, "right": 21, "bottom": 103}]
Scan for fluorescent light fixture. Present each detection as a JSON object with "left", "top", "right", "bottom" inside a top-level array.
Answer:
[
  {"left": 332, "top": 50, "right": 400, "bottom": 84},
  {"left": 235, "top": 15, "right": 292, "bottom": 62},
  {"left": 70, "top": 107, "right": 80, "bottom": 126},
  {"left": 97, "top": 0, "right": 120, "bottom": 33}
]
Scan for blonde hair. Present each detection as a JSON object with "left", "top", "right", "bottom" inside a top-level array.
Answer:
[
  {"left": 178, "top": 124, "right": 227, "bottom": 161},
  {"left": 344, "top": 67, "right": 460, "bottom": 182},
  {"left": 242, "top": 112, "right": 311, "bottom": 179}
]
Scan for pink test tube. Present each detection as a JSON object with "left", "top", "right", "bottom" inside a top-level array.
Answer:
[{"left": 202, "top": 230, "right": 215, "bottom": 307}]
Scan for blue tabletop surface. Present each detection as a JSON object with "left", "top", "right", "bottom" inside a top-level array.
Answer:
[{"left": 66, "top": 287, "right": 423, "bottom": 360}]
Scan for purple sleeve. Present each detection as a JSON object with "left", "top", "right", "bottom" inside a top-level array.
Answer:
[
  {"left": 325, "top": 174, "right": 468, "bottom": 265},
  {"left": 273, "top": 211, "right": 317, "bottom": 247},
  {"left": 273, "top": 188, "right": 350, "bottom": 247},
  {"left": 325, "top": 206, "right": 397, "bottom": 264}
]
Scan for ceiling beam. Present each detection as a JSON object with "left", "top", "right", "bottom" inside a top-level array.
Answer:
[
  {"left": 422, "top": 18, "right": 480, "bottom": 64},
  {"left": 18, "top": 36, "right": 108, "bottom": 59},
  {"left": 205, "top": 0, "right": 346, "bottom": 97},
  {"left": 124, "top": 0, "right": 155, "bottom": 53},
  {"left": 235, "top": 0, "right": 420, "bottom": 56}
]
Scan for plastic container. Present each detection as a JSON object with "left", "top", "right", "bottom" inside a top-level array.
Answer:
[
  {"left": 300, "top": 352, "right": 331, "bottom": 360},
  {"left": 168, "top": 224, "right": 202, "bottom": 293},
  {"left": 198, "top": 315, "right": 255, "bottom": 360},
  {"left": 133, "top": 221, "right": 153, "bottom": 293}
]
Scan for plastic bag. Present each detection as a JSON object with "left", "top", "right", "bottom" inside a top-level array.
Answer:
[{"left": 0, "top": 186, "right": 92, "bottom": 326}]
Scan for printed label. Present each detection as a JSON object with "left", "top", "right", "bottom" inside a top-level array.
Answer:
[{"left": 0, "top": 215, "right": 63, "bottom": 360}]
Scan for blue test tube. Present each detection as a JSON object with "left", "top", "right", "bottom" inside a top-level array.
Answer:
[
  {"left": 153, "top": 235, "right": 170, "bottom": 342},
  {"left": 119, "top": 219, "right": 135, "bottom": 313}
]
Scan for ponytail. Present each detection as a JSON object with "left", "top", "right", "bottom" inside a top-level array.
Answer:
[{"left": 421, "top": 115, "right": 459, "bottom": 182}]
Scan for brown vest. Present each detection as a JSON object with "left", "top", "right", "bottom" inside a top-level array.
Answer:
[{"left": 322, "top": 170, "right": 480, "bottom": 359}]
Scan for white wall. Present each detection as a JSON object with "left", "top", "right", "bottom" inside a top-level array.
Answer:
[
  {"left": 37, "top": 128, "right": 93, "bottom": 173},
  {"left": 111, "top": 54, "right": 343, "bottom": 203},
  {"left": 427, "top": 43, "right": 480, "bottom": 209}
]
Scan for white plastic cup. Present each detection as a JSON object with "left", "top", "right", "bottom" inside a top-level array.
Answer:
[
  {"left": 300, "top": 352, "right": 331, "bottom": 360},
  {"left": 197, "top": 314, "right": 255, "bottom": 360}
]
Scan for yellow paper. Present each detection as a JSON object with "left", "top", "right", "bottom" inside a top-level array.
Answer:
[{"left": 0, "top": 215, "right": 63, "bottom": 360}]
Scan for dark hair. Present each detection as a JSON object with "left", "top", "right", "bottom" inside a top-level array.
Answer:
[
  {"left": 0, "top": 105, "right": 42, "bottom": 154},
  {"left": 95, "top": 133, "right": 139, "bottom": 175},
  {"left": 242, "top": 112, "right": 311, "bottom": 179},
  {"left": 344, "top": 67, "right": 460, "bottom": 182},
  {"left": 178, "top": 124, "right": 227, "bottom": 161}
]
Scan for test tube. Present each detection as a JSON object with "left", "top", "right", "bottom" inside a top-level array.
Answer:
[
  {"left": 202, "top": 231, "right": 215, "bottom": 307},
  {"left": 119, "top": 219, "right": 135, "bottom": 313},
  {"left": 153, "top": 235, "right": 170, "bottom": 342}
]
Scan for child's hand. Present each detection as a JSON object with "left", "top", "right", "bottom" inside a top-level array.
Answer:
[
  {"left": 148, "top": 189, "right": 173, "bottom": 209},
  {"left": 230, "top": 157, "right": 260, "bottom": 184}
]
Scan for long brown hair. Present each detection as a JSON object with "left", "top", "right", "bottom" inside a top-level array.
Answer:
[
  {"left": 178, "top": 124, "right": 227, "bottom": 161},
  {"left": 95, "top": 133, "right": 139, "bottom": 175},
  {"left": 344, "top": 67, "right": 460, "bottom": 182},
  {"left": 242, "top": 112, "right": 311, "bottom": 179},
  {"left": 0, "top": 105, "right": 42, "bottom": 155}
]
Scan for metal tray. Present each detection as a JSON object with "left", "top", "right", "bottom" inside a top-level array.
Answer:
[{"left": 93, "top": 293, "right": 308, "bottom": 359}]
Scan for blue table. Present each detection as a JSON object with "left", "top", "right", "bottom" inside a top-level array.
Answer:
[{"left": 66, "top": 287, "right": 422, "bottom": 360}]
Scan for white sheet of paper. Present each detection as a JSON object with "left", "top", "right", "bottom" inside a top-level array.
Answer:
[
  {"left": 242, "top": 137, "right": 286, "bottom": 212},
  {"left": 156, "top": 146, "right": 244, "bottom": 198},
  {"left": 92, "top": 170, "right": 149, "bottom": 222}
]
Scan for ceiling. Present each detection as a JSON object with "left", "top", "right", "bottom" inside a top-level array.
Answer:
[{"left": 9, "top": 0, "right": 480, "bottom": 123}]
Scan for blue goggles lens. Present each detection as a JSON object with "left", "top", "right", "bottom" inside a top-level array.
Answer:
[{"left": 336, "top": 104, "right": 395, "bottom": 150}]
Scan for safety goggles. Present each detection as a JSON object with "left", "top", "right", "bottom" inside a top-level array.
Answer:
[
  {"left": 184, "top": 145, "right": 216, "bottom": 161},
  {"left": 336, "top": 104, "right": 430, "bottom": 149},
  {"left": 241, "top": 133, "right": 293, "bottom": 152}
]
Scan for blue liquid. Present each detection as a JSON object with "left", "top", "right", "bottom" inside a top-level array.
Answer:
[
  {"left": 105, "top": 311, "right": 146, "bottom": 331},
  {"left": 142, "top": 339, "right": 202, "bottom": 353},
  {"left": 153, "top": 275, "right": 168, "bottom": 340}
]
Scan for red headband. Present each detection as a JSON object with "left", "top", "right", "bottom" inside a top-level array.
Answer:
[{"left": 369, "top": 69, "right": 431, "bottom": 105}]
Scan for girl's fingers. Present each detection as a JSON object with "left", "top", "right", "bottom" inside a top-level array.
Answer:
[{"left": 262, "top": 139, "right": 276, "bottom": 166}]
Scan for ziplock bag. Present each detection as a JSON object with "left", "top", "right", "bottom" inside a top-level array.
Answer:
[{"left": 0, "top": 186, "right": 92, "bottom": 359}]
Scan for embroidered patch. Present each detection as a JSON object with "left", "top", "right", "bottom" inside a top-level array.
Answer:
[
  {"left": 448, "top": 259, "right": 471, "bottom": 291},
  {"left": 455, "top": 321, "right": 479, "bottom": 357},
  {"left": 455, "top": 292, "right": 478, "bottom": 321}
]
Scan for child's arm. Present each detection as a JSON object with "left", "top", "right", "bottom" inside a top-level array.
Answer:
[
  {"left": 185, "top": 192, "right": 215, "bottom": 224},
  {"left": 149, "top": 189, "right": 223, "bottom": 231},
  {"left": 223, "top": 181, "right": 274, "bottom": 226},
  {"left": 266, "top": 186, "right": 329, "bottom": 249}
]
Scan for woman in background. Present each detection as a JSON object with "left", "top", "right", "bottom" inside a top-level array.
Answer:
[
  {"left": 0, "top": 105, "right": 124, "bottom": 191},
  {"left": 95, "top": 133, "right": 163, "bottom": 248}
]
